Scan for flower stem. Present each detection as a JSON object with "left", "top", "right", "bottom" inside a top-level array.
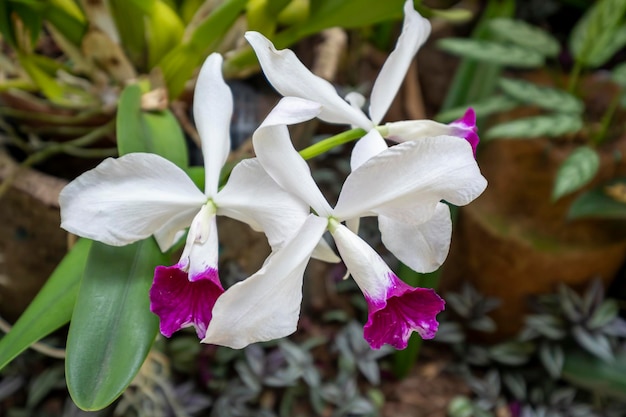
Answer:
[{"left": 298, "top": 128, "right": 367, "bottom": 160}]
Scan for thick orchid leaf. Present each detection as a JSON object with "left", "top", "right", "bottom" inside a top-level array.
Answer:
[
  {"left": 435, "top": 95, "right": 518, "bottom": 123},
  {"left": 562, "top": 350, "right": 626, "bottom": 400},
  {"left": 247, "top": 0, "right": 291, "bottom": 34},
  {"left": 0, "top": 239, "right": 91, "bottom": 371},
  {"left": 437, "top": 38, "right": 544, "bottom": 68},
  {"left": 568, "top": 179, "right": 626, "bottom": 220},
  {"left": 158, "top": 0, "right": 247, "bottom": 99},
  {"left": 552, "top": 146, "right": 600, "bottom": 201},
  {"left": 498, "top": 78, "right": 583, "bottom": 114},
  {"left": 109, "top": 0, "right": 148, "bottom": 68},
  {"left": 569, "top": 0, "right": 626, "bottom": 68},
  {"left": 488, "top": 18, "right": 560, "bottom": 57},
  {"left": 66, "top": 239, "right": 167, "bottom": 410},
  {"left": 485, "top": 114, "right": 583, "bottom": 140},
  {"left": 45, "top": 0, "right": 87, "bottom": 46},
  {"left": 116, "top": 84, "right": 188, "bottom": 167},
  {"left": 145, "top": 1, "right": 184, "bottom": 69}
]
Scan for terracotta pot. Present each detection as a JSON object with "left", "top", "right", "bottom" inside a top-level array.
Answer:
[{"left": 441, "top": 134, "right": 626, "bottom": 339}]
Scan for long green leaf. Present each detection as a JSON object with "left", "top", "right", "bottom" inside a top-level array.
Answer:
[
  {"left": 435, "top": 95, "right": 518, "bottom": 123},
  {"left": 562, "top": 350, "right": 626, "bottom": 400},
  {"left": 0, "top": 238, "right": 91, "bottom": 371},
  {"left": 498, "top": 78, "right": 583, "bottom": 114},
  {"left": 437, "top": 38, "right": 544, "bottom": 68},
  {"left": 552, "top": 146, "right": 600, "bottom": 200},
  {"left": 488, "top": 18, "right": 560, "bottom": 57},
  {"left": 116, "top": 84, "right": 188, "bottom": 167},
  {"left": 569, "top": 0, "right": 626, "bottom": 68},
  {"left": 568, "top": 179, "right": 626, "bottom": 220},
  {"left": 66, "top": 239, "right": 167, "bottom": 410},
  {"left": 485, "top": 114, "right": 583, "bottom": 140}
]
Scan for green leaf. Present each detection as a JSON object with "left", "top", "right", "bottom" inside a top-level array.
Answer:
[
  {"left": 539, "top": 342, "right": 564, "bottom": 378},
  {"left": 488, "top": 341, "right": 534, "bottom": 366},
  {"left": 498, "top": 78, "right": 583, "bottom": 114},
  {"left": 0, "top": 239, "right": 91, "bottom": 371},
  {"left": 66, "top": 239, "right": 167, "bottom": 410},
  {"left": 486, "top": 113, "right": 583, "bottom": 140},
  {"left": 563, "top": 350, "right": 626, "bottom": 400},
  {"left": 109, "top": 0, "right": 148, "bottom": 69},
  {"left": 488, "top": 18, "right": 560, "bottom": 57},
  {"left": 437, "top": 38, "right": 544, "bottom": 68},
  {"left": 552, "top": 146, "right": 600, "bottom": 200},
  {"left": 612, "top": 62, "right": 626, "bottom": 88},
  {"left": 116, "top": 84, "right": 188, "bottom": 167},
  {"left": 158, "top": 0, "right": 247, "bottom": 99},
  {"left": 568, "top": 179, "right": 626, "bottom": 219},
  {"left": 45, "top": 0, "right": 87, "bottom": 46},
  {"left": 435, "top": 95, "right": 518, "bottom": 123},
  {"left": 569, "top": 0, "right": 626, "bottom": 68},
  {"left": 572, "top": 326, "right": 614, "bottom": 362},
  {"left": 588, "top": 300, "right": 619, "bottom": 330}
]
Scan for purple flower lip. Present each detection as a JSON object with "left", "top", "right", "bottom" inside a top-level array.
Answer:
[
  {"left": 150, "top": 265, "right": 224, "bottom": 339},
  {"left": 363, "top": 272, "right": 445, "bottom": 350},
  {"left": 451, "top": 108, "right": 479, "bottom": 156}
]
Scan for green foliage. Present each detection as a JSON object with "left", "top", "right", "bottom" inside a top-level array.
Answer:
[
  {"left": 487, "top": 18, "right": 560, "bottom": 57},
  {"left": 497, "top": 78, "right": 583, "bottom": 114},
  {"left": 66, "top": 239, "right": 167, "bottom": 410},
  {"left": 0, "top": 239, "right": 91, "bottom": 371},
  {"left": 552, "top": 146, "right": 600, "bottom": 200},
  {"left": 436, "top": 95, "right": 518, "bottom": 123},
  {"left": 116, "top": 84, "right": 188, "bottom": 167},
  {"left": 568, "top": 179, "right": 626, "bottom": 219},
  {"left": 437, "top": 38, "right": 545, "bottom": 68},
  {"left": 485, "top": 114, "right": 583, "bottom": 140}
]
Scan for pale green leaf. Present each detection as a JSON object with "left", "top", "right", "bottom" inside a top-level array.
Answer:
[
  {"left": 0, "top": 239, "right": 91, "bottom": 371},
  {"left": 569, "top": 0, "right": 626, "bottom": 67},
  {"left": 437, "top": 38, "right": 544, "bottom": 68},
  {"left": 66, "top": 239, "right": 167, "bottom": 410},
  {"left": 568, "top": 179, "right": 626, "bottom": 220},
  {"left": 486, "top": 114, "right": 583, "bottom": 139},
  {"left": 116, "top": 84, "right": 188, "bottom": 168},
  {"left": 563, "top": 350, "right": 626, "bottom": 400},
  {"left": 435, "top": 95, "right": 518, "bottom": 123},
  {"left": 488, "top": 18, "right": 560, "bottom": 57},
  {"left": 552, "top": 146, "right": 600, "bottom": 200},
  {"left": 498, "top": 78, "right": 583, "bottom": 113},
  {"left": 611, "top": 62, "right": 626, "bottom": 87}
]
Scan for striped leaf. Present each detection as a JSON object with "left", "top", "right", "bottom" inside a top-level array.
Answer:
[
  {"left": 568, "top": 179, "right": 626, "bottom": 220},
  {"left": 435, "top": 95, "right": 518, "bottom": 123},
  {"left": 498, "top": 78, "right": 583, "bottom": 114},
  {"left": 437, "top": 38, "right": 544, "bottom": 68},
  {"left": 486, "top": 114, "right": 583, "bottom": 140},
  {"left": 488, "top": 18, "right": 560, "bottom": 57},
  {"left": 569, "top": 0, "right": 626, "bottom": 68},
  {"left": 553, "top": 146, "right": 600, "bottom": 201}
]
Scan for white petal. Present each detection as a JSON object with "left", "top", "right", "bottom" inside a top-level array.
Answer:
[
  {"left": 193, "top": 53, "right": 233, "bottom": 196},
  {"left": 369, "top": 1, "right": 431, "bottom": 124},
  {"left": 153, "top": 210, "right": 197, "bottom": 252},
  {"left": 202, "top": 215, "right": 328, "bottom": 348},
  {"left": 334, "top": 136, "right": 487, "bottom": 220},
  {"left": 215, "top": 158, "right": 309, "bottom": 251},
  {"left": 350, "top": 128, "right": 388, "bottom": 170},
  {"left": 330, "top": 223, "right": 394, "bottom": 300},
  {"left": 311, "top": 236, "right": 340, "bottom": 263},
  {"left": 345, "top": 91, "right": 366, "bottom": 111},
  {"left": 245, "top": 31, "right": 373, "bottom": 129},
  {"left": 179, "top": 205, "right": 220, "bottom": 281},
  {"left": 253, "top": 97, "right": 333, "bottom": 217},
  {"left": 385, "top": 119, "right": 463, "bottom": 142},
  {"left": 379, "top": 202, "right": 451, "bottom": 273},
  {"left": 59, "top": 153, "right": 206, "bottom": 246}
]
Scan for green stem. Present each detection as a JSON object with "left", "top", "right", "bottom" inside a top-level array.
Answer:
[
  {"left": 593, "top": 89, "right": 622, "bottom": 145},
  {"left": 298, "top": 128, "right": 367, "bottom": 160},
  {"left": 568, "top": 60, "right": 583, "bottom": 94}
]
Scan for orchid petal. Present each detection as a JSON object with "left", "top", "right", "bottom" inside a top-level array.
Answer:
[
  {"left": 311, "top": 236, "right": 340, "bottom": 263},
  {"left": 150, "top": 264, "right": 223, "bottom": 339},
  {"left": 203, "top": 215, "right": 328, "bottom": 348},
  {"left": 153, "top": 210, "right": 197, "bottom": 252},
  {"left": 385, "top": 108, "right": 479, "bottom": 156},
  {"left": 378, "top": 202, "right": 451, "bottom": 273},
  {"left": 59, "top": 153, "right": 206, "bottom": 247},
  {"left": 253, "top": 97, "right": 333, "bottom": 217},
  {"left": 193, "top": 53, "right": 233, "bottom": 196},
  {"left": 330, "top": 223, "right": 444, "bottom": 349},
  {"left": 179, "top": 204, "right": 220, "bottom": 281},
  {"left": 215, "top": 158, "right": 308, "bottom": 251},
  {"left": 350, "top": 128, "right": 388, "bottom": 170},
  {"left": 334, "top": 136, "right": 487, "bottom": 220},
  {"left": 245, "top": 31, "right": 373, "bottom": 129},
  {"left": 369, "top": 1, "right": 431, "bottom": 124}
]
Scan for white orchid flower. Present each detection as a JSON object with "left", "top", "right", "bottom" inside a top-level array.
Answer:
[
  {"left": 202, "top": 97, "right": 487, "bottom": 350},
  {"left": 245, "top": 0, "right": 479, "bottom": 170},
  {"left": 59, "top": 53, "right": 310, "bottom": 340}
]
